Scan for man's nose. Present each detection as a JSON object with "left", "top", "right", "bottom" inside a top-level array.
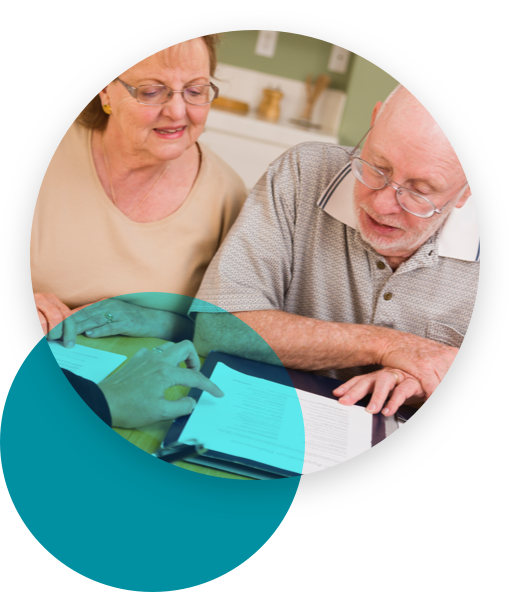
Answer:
[
  {"left": 161, "top": 92, "right": 187, "bottom": 120},
  {"left": 371, "top": 185, "right": 402, "bottom": 216}
]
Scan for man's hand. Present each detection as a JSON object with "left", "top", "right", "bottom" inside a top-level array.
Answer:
[
  {"left": 195, "top": 310, "right": 459, "bottom": 406},
  {"left": 333, "top": 368, "right": 426, "bottom": 416},
  {"left": 378, "top": 333, "right": 458, "bottom": 397},
  {"left": 98, "top": 340, "right": 224, "bottom": 429}
]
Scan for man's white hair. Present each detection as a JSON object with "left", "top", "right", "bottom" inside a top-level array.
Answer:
[
  {"left": 374, "top": 84, "right": 460, "bottom": 168},
  {"left": 375, "top": 84, "right": 404, "bottom": 121}
]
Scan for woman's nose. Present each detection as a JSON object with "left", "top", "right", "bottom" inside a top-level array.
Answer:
[
  {"left": 371, "top": 185, "right": 402, "bottom": 216},
  {"left": 161, "top": 92, "right": 187, "bottom": 120}
]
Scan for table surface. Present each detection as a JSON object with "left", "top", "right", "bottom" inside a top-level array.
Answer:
[
  {"left": 75, "top": 334, "right": 251, "bottom": 481},
  {"left": 73, "top": 335, "right": 414, "bottom": 478}
]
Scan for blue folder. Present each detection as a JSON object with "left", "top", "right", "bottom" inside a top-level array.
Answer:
[{"left": 159, "top": 351, "right": 410, "bottom": 479}]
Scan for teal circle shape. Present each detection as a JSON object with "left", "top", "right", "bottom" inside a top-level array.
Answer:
[{"left": 1, "top": 339, "right": 301, "bottom": 591}]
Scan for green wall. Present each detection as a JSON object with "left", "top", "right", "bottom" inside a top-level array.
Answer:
[
  {"left": 217, "top": 30, "right": 351, "bottom": 91},
  {"left": 216, "top": 30, "right": 398, "bottom": 146},
  {"left": 339, "top": 55, "right": 398, "bottom": 146}
]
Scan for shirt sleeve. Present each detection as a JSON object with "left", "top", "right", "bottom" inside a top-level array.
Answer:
[
  {"left": 190, "top": 146, "right": 301, "bottom": 316},
  {"left": 62, "top": 370, "right": 112, "bottom": 427}
]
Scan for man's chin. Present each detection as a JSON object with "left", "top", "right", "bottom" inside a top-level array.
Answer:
[{"left": 358, "top": 226, "right": 416, "bottom": 256}]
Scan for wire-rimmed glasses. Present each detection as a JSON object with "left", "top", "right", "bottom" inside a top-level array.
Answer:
[
  {"left": 116, "top": 78, "right": 219, "bottom": 106},
  {"left": 342, "top": 126, "right": 468, "bottom": 219}
]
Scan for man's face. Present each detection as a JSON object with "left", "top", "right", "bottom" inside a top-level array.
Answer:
[{"left": 353, "top": 104, "right": 469, "bottom": 260}]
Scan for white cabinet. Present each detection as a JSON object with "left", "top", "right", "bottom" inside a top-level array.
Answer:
[
  {"left": 201, "top": 110, "right": 340, "bottom": 189},
  {"left": 200, "top": 63, "right": 345, "bottom": 189}
]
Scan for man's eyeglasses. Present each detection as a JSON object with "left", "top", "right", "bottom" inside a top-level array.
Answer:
[
  {"left": 116, "top": 78, "right": 219, "bottom": 106},
  {"left": 341, "top": 126, "right": 468, "bottom": 219}
]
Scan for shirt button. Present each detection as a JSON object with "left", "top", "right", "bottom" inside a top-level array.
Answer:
[
  {"left": 376, "top": 261, "right": 385, "bottom": 270},
  {"left": 383, "top": 292, "right": 393, "bottom": 301}
]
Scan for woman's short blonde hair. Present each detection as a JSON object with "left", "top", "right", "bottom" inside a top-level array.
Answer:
[{"left": 77, "top": 34, "right": 220, "bottom": 131}]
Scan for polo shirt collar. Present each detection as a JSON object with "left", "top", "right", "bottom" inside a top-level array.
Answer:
[{"left": 317, "top": 162, "right": 480, "bottom": 262}]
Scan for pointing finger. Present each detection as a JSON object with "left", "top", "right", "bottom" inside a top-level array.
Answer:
[{"left": 169, "top": 367, "right": 225, "bottom": 398}]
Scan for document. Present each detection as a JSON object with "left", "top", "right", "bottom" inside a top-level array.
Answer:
[
  {"left": 48, "top": 342, "right": 127, "bottom": 383},
  {"left": 178, "top": 362, "right": 373, "bottom": 475}
]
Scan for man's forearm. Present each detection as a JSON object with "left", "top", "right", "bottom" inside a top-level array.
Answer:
[
  {"left": 194, "top": 310, "right": 457, "bottom": 396},
  {"left": 239, "top": 310, "right": 395, "bottom": 369},
  {"left": 195, "top": 310, "right": 391, "bottom": 370}
]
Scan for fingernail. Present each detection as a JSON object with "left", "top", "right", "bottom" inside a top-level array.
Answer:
[
  {"left": 382, "top": 408, "right": 389, "bottom": 415},
  {"left": 85, "top": 330, "right": 94, "bottom": 336},
  {"left": 66, "top": 341, "right": 75, "bottom": 349},
  {"left": 367, "top": 403, "right": 376, "bottom": 412}
]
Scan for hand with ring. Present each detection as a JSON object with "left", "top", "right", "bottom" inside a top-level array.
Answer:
[
  {"left": 46, "top": 299, "right": 182, "bottom": 347},
  {"left": 332, "top": 367, "right": 427, "bottom": 416}
]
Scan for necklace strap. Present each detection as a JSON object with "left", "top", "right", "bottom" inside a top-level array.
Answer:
[
  {"left": 101, "top": 133, "right": 116, "bottom": 206},
  {"left": 100, "top": 132, "right": 170, "bottom": 220}
]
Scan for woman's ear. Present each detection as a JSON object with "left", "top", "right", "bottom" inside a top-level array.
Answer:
[{"left": 99, "top": 86, "right": 110, "bottom": 109}]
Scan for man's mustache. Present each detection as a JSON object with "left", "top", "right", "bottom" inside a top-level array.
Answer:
[{"left": 358, "top": 204, "right": 408, "bottom": 231}]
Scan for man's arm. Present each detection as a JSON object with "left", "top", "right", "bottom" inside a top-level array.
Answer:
[{"left": 194, "top": 310, "right": 458, "bottom": 397}]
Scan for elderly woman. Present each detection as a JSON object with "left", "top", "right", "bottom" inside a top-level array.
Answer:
[{"left": 31, "top": 35, "right": 246, "bottom": 344}]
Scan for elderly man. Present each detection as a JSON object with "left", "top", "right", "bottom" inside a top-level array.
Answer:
[{"left": 191, "top": 86, "right": 479, "bottom": 417}]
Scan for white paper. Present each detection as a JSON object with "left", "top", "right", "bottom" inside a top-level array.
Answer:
[
  {"left": 179, "top": 363, "right": 374, "bottom": 475},
  {"left": 297, "top": 389, "right": 373, "bottom": 473},
  {"left": 48, "top": 342, "right": 127, "bottom": 383}
]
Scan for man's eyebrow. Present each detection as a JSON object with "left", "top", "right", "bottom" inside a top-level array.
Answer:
[
  {"left": 365, "top": 144, "right": 387, "bottom": 162},
  {"left": 367, "top": 148, "right": 445, "bottom": 192},
  {"left": 371, "top": 156, "right": 390, "bottom": 167},
  {"left": 369, "top": 151, "right": 391, "bottom": 168}
]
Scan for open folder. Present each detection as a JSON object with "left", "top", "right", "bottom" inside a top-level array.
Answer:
[{"left": 159, "top": 352, "right": 399, "bottom": 479}]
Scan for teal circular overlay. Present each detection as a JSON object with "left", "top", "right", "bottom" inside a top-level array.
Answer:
[{"left": 1, "top": 336, "right": 301, "bottom": 590}]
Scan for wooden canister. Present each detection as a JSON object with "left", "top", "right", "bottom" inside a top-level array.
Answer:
[{"left": 257, "top": 88, "right": 284, "bottom": 122}]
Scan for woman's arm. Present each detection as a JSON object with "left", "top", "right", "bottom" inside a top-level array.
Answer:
[{"left": 47, "top": 300, "right": 194, "bottom": 346}]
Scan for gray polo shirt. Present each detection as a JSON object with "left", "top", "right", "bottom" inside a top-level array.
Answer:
[{"left": 191, "top": 142, "right": 479, "bottom": 363}]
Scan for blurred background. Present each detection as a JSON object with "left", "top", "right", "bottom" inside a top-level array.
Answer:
[{"left": 201, "top": 30, "right": 398, "bottom": 189}]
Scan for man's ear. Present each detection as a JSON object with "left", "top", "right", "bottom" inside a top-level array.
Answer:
[
  {"left": 455, "top": 185, "right": 471, "bottom": 209},
  {"left": 370, "top": 101, "right": 383, "bottom": 126}
]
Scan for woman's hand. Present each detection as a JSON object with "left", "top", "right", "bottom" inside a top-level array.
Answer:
[
  {"left": 34, "top": 293, "right": 72, "bottom": 334},
  {"left": 98, "top": 340, "right": 224, "bottom": 428},
  {"left": 47, "top": 299, "right": 178, "bottom": 347},
  {"left": 332, "top": 368, "right": 427, "bottom": 417}
]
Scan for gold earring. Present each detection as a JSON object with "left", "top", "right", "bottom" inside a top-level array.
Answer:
[{"left": 102, "top": 104, "right": 112, "bottom": 115}]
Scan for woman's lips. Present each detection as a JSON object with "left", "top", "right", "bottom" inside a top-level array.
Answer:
[{"left": 153, "top": 126, "right": 186, "bottom": 139}]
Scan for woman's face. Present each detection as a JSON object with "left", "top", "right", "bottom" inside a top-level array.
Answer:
[{"left": 100, "top": 39, "right": 211, "bottom": 163}]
